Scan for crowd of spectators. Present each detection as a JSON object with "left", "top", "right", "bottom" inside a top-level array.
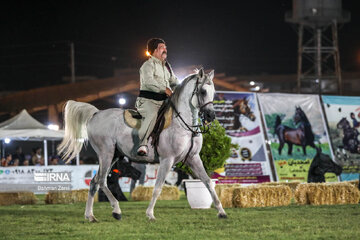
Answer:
[{"left": 0, "top": 146, "right": 65, "bottom": 167}]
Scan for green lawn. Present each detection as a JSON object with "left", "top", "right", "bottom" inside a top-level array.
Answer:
[{"left": 1, "top": 193, "right": 359, "bottom": 240}]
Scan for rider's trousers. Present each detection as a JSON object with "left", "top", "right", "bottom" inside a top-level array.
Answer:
[{"left": 136, "top": 98, "right": 163, "bottom": 146}]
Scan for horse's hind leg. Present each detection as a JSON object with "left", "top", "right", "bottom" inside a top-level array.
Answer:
[
  {"left": 85, "top": 172, "right": 100, "bottom": 222},
  {"left": 187, "top": 154, "right": 227, "bottom": 218},
  {"left": 97, "top": 147, "right": 123, "bottom": 221},
  {"left": 146, "top": 158, "right": 174, "bottom": 220}
]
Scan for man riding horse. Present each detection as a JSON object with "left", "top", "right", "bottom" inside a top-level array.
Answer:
[{"left": 136, "top": 38, "right": 179, "bottom": 156}]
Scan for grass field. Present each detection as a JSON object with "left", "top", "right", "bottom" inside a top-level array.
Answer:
[{"left": 1, "top": 193, "right": 359, "bottom": 240}]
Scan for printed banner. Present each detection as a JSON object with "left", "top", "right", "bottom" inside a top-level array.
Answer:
[
  {"left": 322, "top": 95, "right": 360, "bottom": 181},
  {"left": 212, "top": 91, "right": 272, "bottom": 184},
  {"left": 258, "top": 93, "right": 338, "bottom": 182},
  {"left": 0, "top": 164, "right": 178, "bottom": 193}
]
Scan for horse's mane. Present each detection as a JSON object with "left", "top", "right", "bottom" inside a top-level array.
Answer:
[{"left": 170, "top": 72, "right": 197, "bottom": 108}]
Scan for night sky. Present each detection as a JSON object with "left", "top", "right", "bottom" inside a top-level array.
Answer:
[{"left": 1, "top": 0, "right": 360, "bottom": 91}]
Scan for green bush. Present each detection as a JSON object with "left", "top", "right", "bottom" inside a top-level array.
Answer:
[{"left": 176, "top": 120, "right": 237, "bottom": 177}]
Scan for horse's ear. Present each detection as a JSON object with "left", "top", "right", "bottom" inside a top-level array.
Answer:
[
  {"left": 198, "top": 68, "right": 204, "bottom": 79},
  {"left": 208, "top": 70, "right": 214, "bottom": 81}
]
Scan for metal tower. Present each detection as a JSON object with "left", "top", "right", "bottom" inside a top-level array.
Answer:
[{"left": 286, "top": 0, "right": 350, "bottom": 94}]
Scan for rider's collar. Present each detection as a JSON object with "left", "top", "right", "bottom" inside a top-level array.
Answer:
[{"left": 150, "top": 56, "right": 166, "bottom": 65}]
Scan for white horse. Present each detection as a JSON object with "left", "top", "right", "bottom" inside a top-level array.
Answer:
[{"left": 58, "top": 68, "right": 227, "bottom": 222}]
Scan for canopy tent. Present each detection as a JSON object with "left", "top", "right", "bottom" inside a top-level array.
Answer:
[
  {"left": 0, "top": 109, "right": 70, "bottom": 165},
  {"left": 0, "top": 109, "right": 64, "bottom": 140}
]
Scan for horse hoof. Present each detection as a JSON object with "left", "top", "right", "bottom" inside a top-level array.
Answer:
[
  {"left": 218, "top": 213, "right": 228, "bottom": 219},
  {"left": 112, "top": 212, "right": 122, "bottom": 220},
  {"left": 86, "top": 215, "right": 98, "bottom": 223}
]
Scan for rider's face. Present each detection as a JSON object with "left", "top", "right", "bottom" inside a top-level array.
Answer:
[{"left": 153, "top": 43, "right": 167, "bottom": 61}]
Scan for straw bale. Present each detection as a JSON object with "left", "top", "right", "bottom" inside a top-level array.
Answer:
[
  {"left": 262, "top": 182, "right": 300, "bottom": 195},
  {"left": 0, "top": 192, "right": 38, "bottom": 206},
  {"left": 45, "top": 189, "right": 92, "bottom": 204},
  {"left": 232, "top": 185, "right": 292, "bottom": 208},
  {"left": 346, "top": 180, "right": 359, "bottom": 189},
  {"left": 295, "top": 182, "right": 360, "bottom": 205},
  {"left": 219, "top": 187, "right": 236, "bottom": 208},
  {"left": 131, "top": 185, "right": 180, "bottom": 201},
  {"left": 215, "top": 184, "right": 241, "bottom": 199}
]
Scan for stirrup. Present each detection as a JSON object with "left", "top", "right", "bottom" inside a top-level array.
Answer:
[{"left": 137, "top": 145, "right": 148, "bottom": 156}]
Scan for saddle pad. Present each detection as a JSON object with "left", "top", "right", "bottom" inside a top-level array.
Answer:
[{"left": 124, "top": 108, "right": 173, "bottom": 130}]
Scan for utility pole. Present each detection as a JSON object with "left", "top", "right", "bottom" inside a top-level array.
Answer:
[{"left": 70, "top": 42, "right": 76, "bottom": 83}]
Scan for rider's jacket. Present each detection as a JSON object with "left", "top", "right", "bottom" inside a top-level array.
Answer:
[{"left": 137, "top": 56, "right": 178, "bottom": 104}]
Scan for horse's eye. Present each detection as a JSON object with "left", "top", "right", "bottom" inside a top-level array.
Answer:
[{"left": 200, "top": 89, "right": 206, "bottom": 96}]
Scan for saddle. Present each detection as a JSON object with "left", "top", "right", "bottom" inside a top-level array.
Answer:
[{"left": 123, "top": 107, "right": 173, "bottom": 130}]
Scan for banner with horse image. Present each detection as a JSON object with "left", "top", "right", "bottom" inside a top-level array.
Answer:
[
  {"left": 321, "top": 95, "right": 360, "bottom": 181},
  {"left": 258, "top": 93, "right": 339, "bottom": 182},
  {"left": 212, "top": 91, "right": 273, "bottom": 184}
]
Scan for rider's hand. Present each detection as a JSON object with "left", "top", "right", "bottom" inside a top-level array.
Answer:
[{"left": 165, "top": 87, "right": 173, "bottom": 97}]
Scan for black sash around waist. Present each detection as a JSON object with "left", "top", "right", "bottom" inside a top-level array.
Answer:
[{"left": 139, "top": 90, "right": 168, "bottom": 101}]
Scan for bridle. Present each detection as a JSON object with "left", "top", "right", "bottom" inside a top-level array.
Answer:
[{"left": 169, "top": 76, "right": 214, "bottom": 135}]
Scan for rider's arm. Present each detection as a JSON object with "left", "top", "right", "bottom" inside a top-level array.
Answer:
[{"left": 140, "top": 61, "right": 167, "bottom": 93}]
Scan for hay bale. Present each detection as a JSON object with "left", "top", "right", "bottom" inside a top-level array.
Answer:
[
  {"left": 232, "top": 185, "right": 292, "bottom": 208},
  {"left": 131, "top": 185, "right": 180, "bottom": 201},
  {"left": 158, "top": 185, "right": 180, "bottom": 200},
  {"left": 215, "top": 184, "right": 240, "bottom": 199},
  {"left": 294, "top": 182, "right": 360, "bottom": 205},
  {"left": 346, "top": 180, "right": 359, "bottom": 189},
  {"left": 262, "top": 181, "right": 300, "bottom": 195},
  {"left": 294, "top": 183, "right": 309, "bottom": 205},
  {"left": 219, "top": 187, "right": 236, "bottom": 208},
  {"left": 0, "top": 192, "right": 38, "bottom": 206},
  {"left": 45, "top": 189, "right": 92, "bottom": 204}
]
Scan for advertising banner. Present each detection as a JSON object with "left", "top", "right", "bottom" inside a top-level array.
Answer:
[
  {"left": 212, "top": 91, "right": 272, "bottom": 184},
  {"left": 0, "top": 164, "right": 178, "bottom": 193},
  {"left": 258, "top": 93, "right": 337, "bottom": 182},
  {"left": 321, "top": 95, "right": 360, "bottom": 181}
]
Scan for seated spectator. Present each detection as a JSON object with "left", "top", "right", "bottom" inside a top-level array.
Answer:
[
  {"left": 12, "top": 146, "right": 25, "bottom": 166},
  {"left": 24, "top": 154, "right": 32, "bottom": 165},
  {"left": 10, "top": 159, "right": 19, "bottom": 166},
  {"left": 32, "top": 147, "right": 44, "bottom": 166},
  {"left": 49, "top": 156, "right": 59, "bottom": 165},
  {"left": 1, "top": 153, "right": 12, "bottom": 167}
]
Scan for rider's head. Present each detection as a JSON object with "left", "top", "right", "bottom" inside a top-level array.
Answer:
[
  {"left": 350, "top": 112, "right": 355, "bottom": 119},
  {"left": 147, "top": 38, "right": 167, "bottom": 61}
]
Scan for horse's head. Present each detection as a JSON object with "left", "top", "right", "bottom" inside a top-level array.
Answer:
[
  {"left": 337, "top": 117, "right": 349, "bottom": 130},
  {"left": 315, "top": 147, "right": 343, "bottom": 176},
  {"left": 294, "top": 106, "right": 307, "bottom": 124},
  {"left": 191, "top": 68, "right": 216, "bottom": 124},
  {"left": 237, "top": 98, "right": 256, "bottom": 121}
]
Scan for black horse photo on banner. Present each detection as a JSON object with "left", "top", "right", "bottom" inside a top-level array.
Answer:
[{"left": 258, "top": 93, "right": 339, "bottom": 183}]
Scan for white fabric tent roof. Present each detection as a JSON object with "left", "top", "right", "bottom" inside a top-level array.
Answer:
[{"left": 0, "top": 109, "right": 64, "bottom": 140}]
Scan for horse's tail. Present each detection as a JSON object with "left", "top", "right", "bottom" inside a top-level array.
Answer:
[
  {"left": 57, "top": 100, "right": 99, "bottom": 163},
  {"left": 275, "top": 115, "right": 282, "bottom": 130}
]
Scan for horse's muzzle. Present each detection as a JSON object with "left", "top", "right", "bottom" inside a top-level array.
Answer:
[{"left": 204, "top": 109, "right": 216, "bottom": 123}]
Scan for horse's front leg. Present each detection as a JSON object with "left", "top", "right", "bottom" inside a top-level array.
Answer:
[
  {"left": 187, "top": 154, "right": 227, "bottom": 218},
  {"left": 146, "top": 157, "right": 174, "bottom": 220}
]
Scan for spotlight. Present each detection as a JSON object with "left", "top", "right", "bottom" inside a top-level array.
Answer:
[
  {"left": 118, "top": 98, "right": 126, "bottom": 105},
  {"left": 4, "top": 138, "right": 11, "bottom": 144},
  {"left": 48, "top": 124, "right": 59, "bottom": 131},
  {"left": 249, "top": 81, "right": 255, "bottom": 86}
]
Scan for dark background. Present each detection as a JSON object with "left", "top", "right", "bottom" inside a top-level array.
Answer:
[{"left": 1, "top": 0, "right": 359, "bottom": 91}]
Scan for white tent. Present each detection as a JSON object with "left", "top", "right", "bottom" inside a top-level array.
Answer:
[{"left": 0, "top": 109, "right": 65, "bottom": 165}]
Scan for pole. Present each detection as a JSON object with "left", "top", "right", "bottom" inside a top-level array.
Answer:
[
  {"left": 297, "top": 24, "right": 303, "bottom": 94},
  {"left": 316, "top": 28, "right": 322, "bottom": 95},
  {"left": 70, "top": 42, "right": 76, "bottom": 83},
  {"left": 44, "top": 140, "right": 48, "bottom": 166}
]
